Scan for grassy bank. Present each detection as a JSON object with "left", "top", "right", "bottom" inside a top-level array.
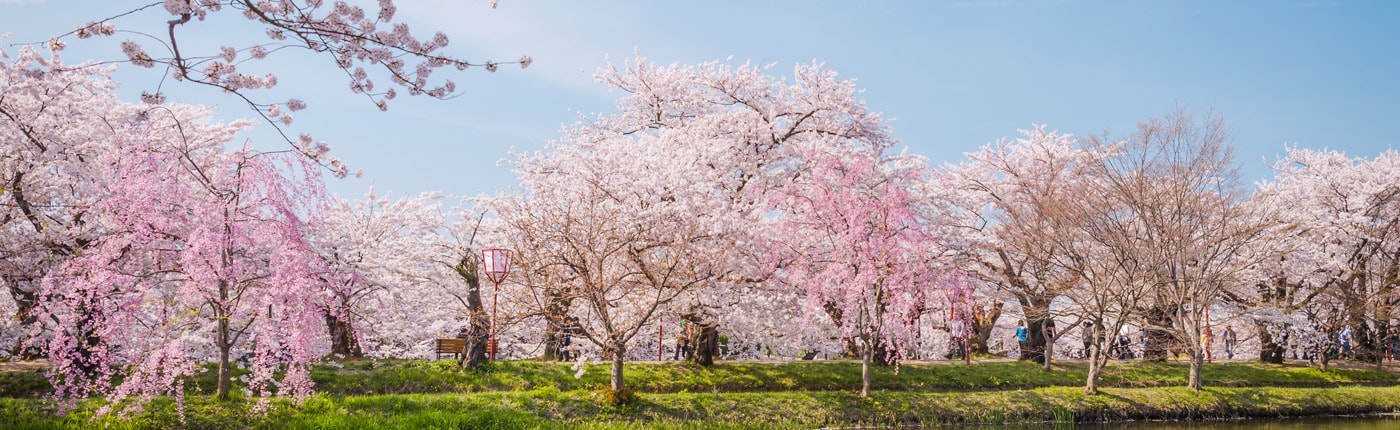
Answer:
[{"left": 2, "top": 359, "right": 1398, "bottom": 428}]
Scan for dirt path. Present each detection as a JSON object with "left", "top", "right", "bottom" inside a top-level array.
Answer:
[{"left": 0, "top": 360, "right": 48, "bottom": 373}]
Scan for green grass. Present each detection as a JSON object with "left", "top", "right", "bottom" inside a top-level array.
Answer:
[
  {"left": 4, "top": 385, "right": 1400, "bottom": 429},
  {"left": 299, "top": 358, "right": 1397, "bottom": 395},
  {"left": 9, "top": 358, "right": 1391, "bottom": 399},
  {"left": 2, "top": 358, "right": 1398, "bottom": 428}
]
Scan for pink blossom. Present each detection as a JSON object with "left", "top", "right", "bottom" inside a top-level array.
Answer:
[
  {"left": 377, "top": 0, "right": 396, "bottom": 21},
  {"left": 164, "top": 0, "right": 191, "bottom": 15},
  {"left": 75, "top": 21, "right": 115, "bottom": 39},
  {"left": 140, "top": 91, "right": 166, "bottom": 104},
  {"left": 120, "top": 41, "right": 155, "bottom": 68}
]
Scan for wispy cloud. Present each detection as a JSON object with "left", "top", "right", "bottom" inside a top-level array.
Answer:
[{"left": 397, "top": 2, "right": 642, "bottom": 97}]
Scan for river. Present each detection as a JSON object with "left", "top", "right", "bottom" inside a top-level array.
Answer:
[{"left": 1072, "top": 415, "right": 1400, "bottom": 429}]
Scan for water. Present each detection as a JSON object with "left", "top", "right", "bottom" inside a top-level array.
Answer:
[
  {"left": 839, "top": 416, "right": 1400, "bottom": 429},
  {"left": 1071, "top": 415, "right": 1400, "bottom": 429}
]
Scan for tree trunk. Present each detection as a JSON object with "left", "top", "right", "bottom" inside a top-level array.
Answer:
[
  {"left": 1318, "top": 344, "right": 1332, "bottom": 371},
  {"left": 969, "top": 303, "right": 1003, "bottom": 354},
  {"left": 1020, "top": 304, "right": 1049, "bottom": 364},
  {"left": 3, "top": 279, "right": 41, "bottom": 359},
  {"left": 610, "top": 344, "right": 627, "bottom": 391},
  {"left": 1142, "top": 306, "right": 1173, "bottom": 361},
  {"left": 215, "top": 304, "right": 232, "bottom": 399},
  {"left": 454, "top": 256, "right": 489, "bottom": 368},
  {"left": 542, "top": 323, "right": 562, "bottom": 361},
  {"left": 1256, "top": 322, "right": 1285, "bottom": 364},
  {"left": 688, "top": 323, "right": 720, "bottom": 366},
  {"left": 216, "top": 345, "right": 232, "bottom": 400},
  {"left": 1352, "top": 322, "right": 1378, "bottom": 363},
  {"left": 1042, "top": 325, "right": 1055, "bottom": 371},
  {"left": 1083, "top": 346, "right": 1101, "bottom": 395},
  {"left": 215, "top": 243, "right": 236, "bottom": 400},
  {"left": 1187, "top": 351, "right": 1204, "bottom": 391},
  {"left": 860, "top": 340, "right": 873, "bottom": 397},
  {"left": 830, "top": 301, "right": 898, "bottom": 365},
  {"left": 1374, "top": 321, "right": 1390, "bottom": 371},
  {"left": 325, "top": 311, "right": 363, "bottom": 358}
]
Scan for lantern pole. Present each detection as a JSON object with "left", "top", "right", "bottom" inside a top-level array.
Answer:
[{"left": 482, "top": 248, "right": 512, "bottom": 361}]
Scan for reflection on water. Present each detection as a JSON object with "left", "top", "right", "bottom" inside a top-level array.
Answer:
[{"left": 1067, "top": 415, "right": 1400, "bottom": 430}]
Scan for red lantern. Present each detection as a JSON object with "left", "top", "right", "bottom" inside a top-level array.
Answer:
[{"left": 482, "top": 248, "right": 512, "bottom": 286}]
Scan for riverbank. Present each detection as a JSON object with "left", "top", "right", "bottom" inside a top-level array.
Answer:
[{"left": 2, "top": 359, "right": 1398, "bottom": 428}]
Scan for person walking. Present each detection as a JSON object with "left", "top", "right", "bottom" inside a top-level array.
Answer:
[
  {"left": 1015, "top": 321, "right": 1029, "bottom": 357},
  {"left": 1222, "top": 325, "right": 1237, "bottom": 360},
  {"left": 558, "top": 332, "right": 572, "bottom": 361},
  {"left": 1118, "top": 333, "right": 1133, "bottom": 360},
  {"left": 674, "top": 319, "right": 693, "bottom": 360},
  {"left": 1140, "top": 327, "right": 1150, "bottom": 356},
  {"left": 949, "top": 317, "right": 967, "bottom": 359},
  {"left": 1339, "top": 326, "right": 1353, "bottom": 359}
]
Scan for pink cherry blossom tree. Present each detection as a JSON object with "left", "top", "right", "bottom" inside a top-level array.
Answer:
[
  {"left": 34, "top": 115, "right": 333, "bottom": 415},
  {"left": 1, "top": 42, "right": 253, "bottom": 358},
  {"left": 763, "top": 141, "right": 945, "bottom": 397}
]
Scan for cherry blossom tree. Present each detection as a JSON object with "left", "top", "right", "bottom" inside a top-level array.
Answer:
[
  {"left": 495, "top": 128, "right": 736, "bottom": 391},
  {"left": 34, "top": 113, "right": 333, "bottom": 414},
  {"left": 1221, "top": 188, "right": 1324, "bottom": 365},
  {"left": 306, "top": 189, "right": 464, "bottom": 359},
  {"left": 1051, "top": 141, "right": 1156, "bottom": 394},
  {"left": 1250, "top": 147, "right": 1400, "bottom": 368},
  {"left": 440, "top": 205, "right": 532, "bottom": 367},
  {"left": 1, "top": 43, "right": 257, "bottom": 360},
  {"left": 22, "top": 1, "right": 529, "bottom": 174},
  {"left": 1088, "top": 109, "right": 1266, "bottom": 391},
  {"left": 939, "top": 126, "right": 1105, "bottom": 367},
  {"left": 2, "top": 43, "right": 129, "bottom": 357},
  {"left": 763, "top": 141, "right": 945, "bottom": 397},
  {"left": 510, "top": 55, "right": 911, "bottom": 368}
]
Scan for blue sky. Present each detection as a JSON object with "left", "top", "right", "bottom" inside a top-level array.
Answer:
[{"left": 3, "top": 1, "right": 1398, "bottom": 199}]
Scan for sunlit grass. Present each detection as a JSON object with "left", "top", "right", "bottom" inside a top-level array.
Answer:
[{"left": 293, "top": 358, "right": 1397, "bottom": 395}]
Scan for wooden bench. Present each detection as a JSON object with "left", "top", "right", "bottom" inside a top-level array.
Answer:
[{"left": 435, "top": 338, "right": 467, "bottom": 360}]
